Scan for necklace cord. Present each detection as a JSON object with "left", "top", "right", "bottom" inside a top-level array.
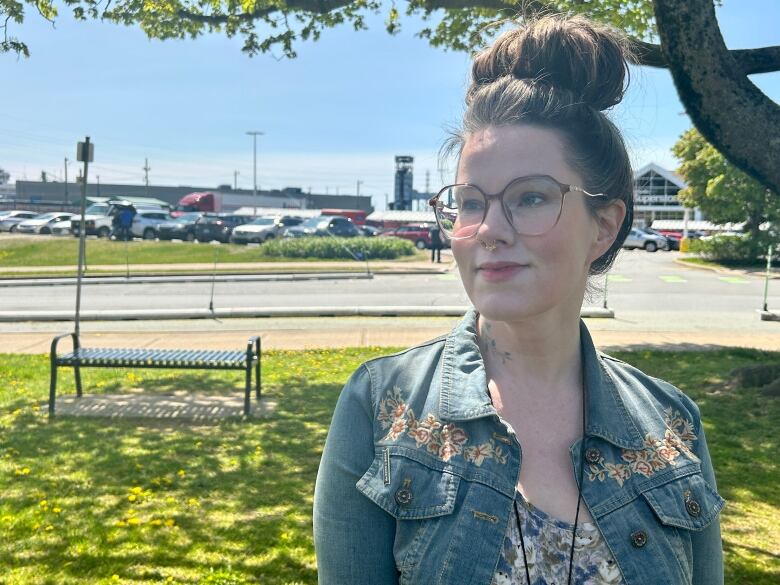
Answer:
[{"left": 514, "top": 365, "right": 586, "bottom": 585}]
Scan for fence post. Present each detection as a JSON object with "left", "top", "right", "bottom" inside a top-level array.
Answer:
[{"left": 763, "top": 244, "right": 773, "bottom": 312}]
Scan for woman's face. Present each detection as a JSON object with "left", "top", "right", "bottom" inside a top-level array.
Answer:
[{"left": 451, "top": 124, "right": 617, "bottom": 322}]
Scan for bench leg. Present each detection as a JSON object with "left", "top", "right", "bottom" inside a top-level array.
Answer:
[
  {"left": 74, "top": 364, "right": 83, "bottom": 398},
  {"left": 255, "top": 355, "right": 261, "bottom": 401},
  {"left": 49, "top": 359, "right": 57, "bottom": 418},
  {"left": 244, "top": 363, "right": 251, "bottom": 417}
]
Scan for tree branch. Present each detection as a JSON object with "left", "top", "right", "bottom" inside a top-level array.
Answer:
[
  {"left": 633, "top": 38, "right": 780, "bottom": 76},
  {"left": 177, "top": 0, "right": 355, "bottom": 23},
  {"left": 175, "top": 0, "right": 780, "bottom": 77},
  {"left": 654, "top": 0, "right": 780, "bottom": 194}
]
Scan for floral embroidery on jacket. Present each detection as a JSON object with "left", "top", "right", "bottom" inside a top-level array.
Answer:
[
  {"left": 587, "top": 407, "right": 699, "bottom": 487},
  {"left": 377, "top": 386, "right": 508, "bottom": 466}
]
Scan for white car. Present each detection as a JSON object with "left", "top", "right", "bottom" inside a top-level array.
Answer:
[
  {"left": 622, "top": 227, "right": 668, "bottom": 252},
  {"left": 51, "top": 219, "right": 74, "bottom": 236},
  {"left": 0, "top": 210, "right": 38, "bottom": 232},
  {"left": 230, "top": 216, "right": 284, "bottom": 244},
  {"left": 16, "top": 212, "right": 76, "bottom": 235},
  {"left": 130, "top": 209, "right": 172, "bottom": 239}
]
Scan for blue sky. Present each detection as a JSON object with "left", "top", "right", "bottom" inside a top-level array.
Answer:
[{"left": 2, "top": 1, "right": 779, "bottom": 211}]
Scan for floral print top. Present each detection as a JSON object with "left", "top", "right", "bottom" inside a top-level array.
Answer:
[{"left": 492, "top": 491, "right": 626, "bottom": 585}]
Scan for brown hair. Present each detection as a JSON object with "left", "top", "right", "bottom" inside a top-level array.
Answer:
[{"left": 441, "top": 14, "right": 636, "bottom": 275}]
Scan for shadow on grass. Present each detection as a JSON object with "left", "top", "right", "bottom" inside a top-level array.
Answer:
[
  {"left": 0, "top": 362, "right": 349, "bottom": 583},
  {"left": 1, "top": 346, "right": 778, "bottom": 583}
]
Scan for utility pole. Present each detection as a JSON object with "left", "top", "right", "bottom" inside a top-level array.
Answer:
[
  {"left": 246, "top": 131, "right": 264, "bottom": 216},
  {"left": 356, "top": 180, "right": 363, "bottom": 210},
  {"left": 233, "top": 170, "right": 239, "bottom": 190},
  {"left": 96, "top": 175, "right": 101, "bottom": 196},
  {"left": 64, "top": 157, "right": 69, "bottom": 202},
  {"left": 143, "top": 158, "right": 151, "bottom": 197},
  {"left": 425, "top": 169, "right": 430, "bottom": 196}
]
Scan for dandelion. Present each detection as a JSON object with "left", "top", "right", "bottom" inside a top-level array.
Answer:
[
  {"left": 14, "top": 467, "right": 30, "bottom": 476},
  {"left": 39, "top": 500, "right": 48, "bottom": 508},
  {"left": 164, "top": 518, "right": 175, "bottom": 527},
  {"left": 52, "top": 507, "right": 62, "bottom": 514},
  {"left": 44, "top": 525, "right": 53, "bottom": 531},
  {"left": 127, "top": 517, "right": 140, "bottom": 526},
  {"left": 115, "top": 520, "right": 127, "bottom": 527},
  {"left": 186, "top": 498, "right": 199, "bottom": 507},
  {"left": 128, "top": 495, "right": 137, "bottom": 503},
  {"left": 149, "top": 518, "right": 163, "bottom": 526},
  {"left": 177, "top": 469, "right": 186, "bottom": 477}
]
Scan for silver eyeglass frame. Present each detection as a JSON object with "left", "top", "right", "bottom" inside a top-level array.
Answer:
[{"left": 427, "top": 174, "right": 608, "bottom": 239}]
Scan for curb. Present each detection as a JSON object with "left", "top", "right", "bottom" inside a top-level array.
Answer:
[
  {"left": 0, "top": 272, "right": 377, "bottom": 287},
  {"left": 674, "top": 258, "right": 778, "bottom": 279},
  {"left": 0, "top": 306, "right": 615, "bottom": 322}
]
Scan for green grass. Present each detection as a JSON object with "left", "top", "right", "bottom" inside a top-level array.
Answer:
[
  {"left": 0, "top": 347, "right": 778, "bottom": 583},
  {"left": 0, "top": 238, "right": 425, "bottom": 269},
  {"left": 678, "top": 256, "right": 775, "bottom": 271}
]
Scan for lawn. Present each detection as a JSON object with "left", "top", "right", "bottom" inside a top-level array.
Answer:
[
  {"left": 0, "top": 347, "right": 778, "bottom": 584},
  {"left": 0, "top": 238, "right": 424, "bottom": 271}
]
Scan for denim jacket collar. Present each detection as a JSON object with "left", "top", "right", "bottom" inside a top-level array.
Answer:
[{"left": 439, "top": 308, "right": 646, "bottom": 450}]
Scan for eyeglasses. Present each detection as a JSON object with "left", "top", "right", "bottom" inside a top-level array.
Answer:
[{"left": 428, "top": 175, "right": 608, "bottom": 239}]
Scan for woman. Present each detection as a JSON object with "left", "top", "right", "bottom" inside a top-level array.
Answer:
[{"left": 314, "top": 14, "right": 724, "bottom": 585}]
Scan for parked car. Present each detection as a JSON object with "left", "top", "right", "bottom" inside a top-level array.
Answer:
[
  {"left": 51, "top": 219, "right": 74, "bottom": 236},
  {"left": 230, "top": 216, "right": 285, "bottom": 244},
  {"left": 130, "top": 209, "right": 171, "bottom": 240},
  {"left": 157, "top": 212, "right": 203, "bottom": 241},
  {"left": 72, "top": 201, "right": 167, "bottom": 238},
  {"left": 15, "top": 212, "right": 76, "bottom": 235},
  {"left": 194, "top": 214, "right": 251, "bottom": 243},
  {"left": 639, "top": 227, "right": 677, "bottom": 251},
  {"left": 622, "top": 227, "right": 668, "bottom": 252},
  {"left": 380, "top": 223, "right": 449, "bottom": 250},
  {"left": 284, "top": 215, "right": 360, "bottom": 238},
  {"left": 359, "top": 225, "right": 381, "bottom": 237},
  {"left": 0, "top": 210, "right": 38, "bottom": 232}
]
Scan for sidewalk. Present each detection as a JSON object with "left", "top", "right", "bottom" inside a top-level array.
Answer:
[
  {"left": 0, "top": 258, "right": 455, "bottom": 276},
  {"left": 5, "top": 317, "right": 779, "bottom": 354}
]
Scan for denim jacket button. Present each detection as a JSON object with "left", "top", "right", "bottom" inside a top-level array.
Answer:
[
  {"left": 585, "top": 447, "right": 602, "bottom": 464},
  {"left": 395, "top": 488, "right": 413, "bottom": 506},
  {"left": 686, "top": 498, "right": 701, "bottom": 517},
  {"left": 630, "top": 530, "right": 648, "bottom": 548}
]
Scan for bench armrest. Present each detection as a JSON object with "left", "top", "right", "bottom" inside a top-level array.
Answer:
[
  {"left": 246, "top": 335, "right": 261, "bottom": 359},
  {"left": 50, "top": 332, "right": 80, "bottom": 358}
]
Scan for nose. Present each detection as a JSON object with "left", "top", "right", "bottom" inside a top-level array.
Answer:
[{"left": 475, "top": 196, "right": 516, "bottom": 244}]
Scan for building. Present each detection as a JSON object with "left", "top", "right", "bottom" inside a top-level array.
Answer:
[
  {"left": 632, "top": 162, "right": 703, "bottom": 227},
  {"left": 5, "top": 181, "right": 373, "bottom": 213}
]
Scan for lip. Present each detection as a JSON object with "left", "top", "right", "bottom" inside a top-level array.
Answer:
[{"left": 477, "top": 261, "right": 528, "bottom": 282}]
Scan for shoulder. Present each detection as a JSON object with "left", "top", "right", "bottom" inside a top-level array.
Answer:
[
  {"left": 598, "top": 350, "right": 703, "bottom": 432},
  {"left": 340, "top": 334, "right": 449, "bottom": 414}
]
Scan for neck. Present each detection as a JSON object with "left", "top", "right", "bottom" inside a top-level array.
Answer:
[{"left": 477, "top": 308, "right": 583, "bottom": 401}]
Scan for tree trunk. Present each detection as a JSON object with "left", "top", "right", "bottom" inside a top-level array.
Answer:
[{"left": 654, "top": 0, "right": 780, "bottom": 195}]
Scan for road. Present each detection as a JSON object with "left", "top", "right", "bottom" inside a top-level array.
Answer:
[{"left": 0, "top": 250, "right": 775, "bottom": 315}]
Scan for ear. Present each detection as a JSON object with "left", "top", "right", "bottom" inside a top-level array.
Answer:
[{"left": 588, "top": 199, "right": 626, "bottom": 264}]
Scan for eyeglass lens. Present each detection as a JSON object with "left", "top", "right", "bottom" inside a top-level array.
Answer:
[{"left": 435, "top": 176, "right": 564, "bottom": 238}]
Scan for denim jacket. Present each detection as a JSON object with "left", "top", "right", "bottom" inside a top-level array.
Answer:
[{"left": 313, "top": 309, "right": 725, "bottom": 584}]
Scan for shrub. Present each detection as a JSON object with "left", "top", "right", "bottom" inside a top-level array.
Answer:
[
  {"left": 259, "top": 236, "right": 417, "bottom": 260},
  {"left": 688, "top": 234, "right": 771, "bottom": 265}
]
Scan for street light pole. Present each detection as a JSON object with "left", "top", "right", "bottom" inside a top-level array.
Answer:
[
  {"left": 246, "top": 131, "right": 264, "bottom": 216},
  {"left": 356, "top": 180, "right": 363, "bottom": 210}
]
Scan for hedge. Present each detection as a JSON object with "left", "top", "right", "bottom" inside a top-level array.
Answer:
[
  {"left": 688, "top": 234, "right": 772, "bottom": 265},
  {"left": 259, "top": 236, "right": 417, "bottom": 260}
]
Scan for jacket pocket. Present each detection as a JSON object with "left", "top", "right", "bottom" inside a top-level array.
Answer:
[
  {"left": 356, "top": 447, "right": 460, "bottom": 519},
  {"left": 641, "top": 472, "right": 725, "bottom": 531}
]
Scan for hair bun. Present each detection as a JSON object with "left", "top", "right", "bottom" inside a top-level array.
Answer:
[{"left": 470, "top": 14, "right": 633, "bottom": 111}]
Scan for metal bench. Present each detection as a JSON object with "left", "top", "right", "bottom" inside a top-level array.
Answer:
[{"left": 49, "top": 333, "right": 261, "bottom": 417}]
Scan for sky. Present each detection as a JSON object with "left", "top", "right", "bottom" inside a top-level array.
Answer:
[{"left": 3, "top": 1, "right": 779, "bottom": 211}]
